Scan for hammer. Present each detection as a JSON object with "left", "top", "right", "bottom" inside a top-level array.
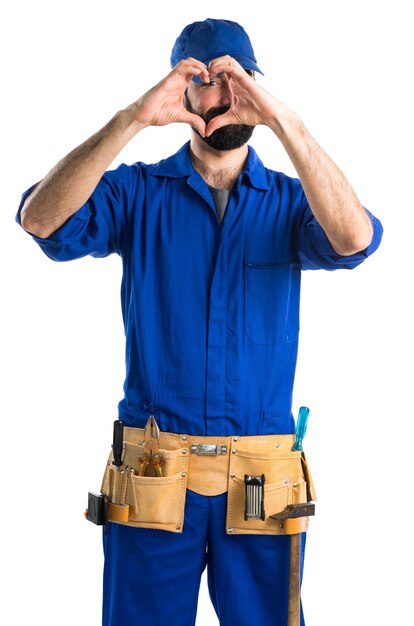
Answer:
[{"left": 272, "top": 503, "right": 315, "bottom": 626}]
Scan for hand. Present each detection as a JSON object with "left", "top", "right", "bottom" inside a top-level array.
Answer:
[
  {"left": 204, "top": 56, "right": 295, "bottom": 137},
  {"left": 131, "top": 59, "right": 210, "bottom": 136}
]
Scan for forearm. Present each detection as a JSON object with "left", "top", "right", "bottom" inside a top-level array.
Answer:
[
  {"left": 269, "top": 113, "right": 373, "bottom": 256},
  {"left": 20, "top": 104, "right": 144, "bottom": 238}
]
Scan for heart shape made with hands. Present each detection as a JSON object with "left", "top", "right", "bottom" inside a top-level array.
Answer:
[{"left": 198, "top": 57, "right": 261, "bottom": 136}]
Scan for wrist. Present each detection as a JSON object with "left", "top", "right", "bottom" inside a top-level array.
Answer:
[
  {"left": 119, "top": 103, "right": 149, "bottom": 135},
  {"left": 267, "top": 109, "right": 303, "bottom": 141}
]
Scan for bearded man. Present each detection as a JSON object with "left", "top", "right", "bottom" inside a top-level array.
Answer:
[{"left": 17, "top": 18, "right": 383, "bottom": 626}]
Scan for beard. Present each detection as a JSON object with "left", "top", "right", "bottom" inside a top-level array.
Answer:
[{"left": 184, "top": 92, "right": 254, "bottom": 151}]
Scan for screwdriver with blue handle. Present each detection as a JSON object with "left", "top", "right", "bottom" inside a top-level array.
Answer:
[{"left": 292, "top": 406, "right": 309, "bottom": 452}]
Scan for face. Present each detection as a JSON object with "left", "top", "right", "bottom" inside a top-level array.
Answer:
[{"left": 184, "top": 71, "right": 255, "bottom": 151}]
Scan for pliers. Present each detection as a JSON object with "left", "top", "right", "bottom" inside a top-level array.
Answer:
[{"left": 138, "top": 415, "right": 164, "bottom": 477}]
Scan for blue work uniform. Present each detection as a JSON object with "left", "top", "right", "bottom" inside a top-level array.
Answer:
[{"left": 16, "top": 141, "right": 383, "bottom": 626}]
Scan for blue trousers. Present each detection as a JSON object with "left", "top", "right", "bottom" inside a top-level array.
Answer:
[{"left": 102, "top": 489, "right": 306, "bottom": 625}]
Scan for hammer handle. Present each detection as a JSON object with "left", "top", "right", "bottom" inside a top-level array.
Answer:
[{"left": 288, "top": 533, "right": 301, "bottom": 626}]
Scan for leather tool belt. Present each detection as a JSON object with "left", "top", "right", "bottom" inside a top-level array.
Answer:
[{"left": 100, "top": 427, "right": 317, "bottom": 535}]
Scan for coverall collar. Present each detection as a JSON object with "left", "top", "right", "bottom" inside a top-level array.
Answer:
[{"left": 150, "top": 141, "right": 270, "bottom": 191}]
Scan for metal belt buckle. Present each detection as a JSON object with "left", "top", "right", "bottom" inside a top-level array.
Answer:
[{"left": 190, "top": 444, "right": 228, "bottom": 455}]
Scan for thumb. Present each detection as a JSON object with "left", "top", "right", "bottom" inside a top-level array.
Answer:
[
  {"left": 205, "top": 110, "right": 238, "bottom": 137},
  {"left": 179, "top": 111, "right": 206, "bottom": 137}
]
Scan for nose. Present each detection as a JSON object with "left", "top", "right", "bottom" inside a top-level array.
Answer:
[{"left": 218, "top": 79, "right": 232, "bottom": 107}]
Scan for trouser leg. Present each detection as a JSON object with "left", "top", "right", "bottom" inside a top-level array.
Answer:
[
  {"left": 206, "top": 492, "right": 306, "bottom": 626},
  {"left": 102, "top": 489, "right": 209, "bottom": 626}
]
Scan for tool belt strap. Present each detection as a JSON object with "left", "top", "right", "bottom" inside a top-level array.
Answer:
[{"left": 116, "top": 427, "right": 315, "bottom": 498}]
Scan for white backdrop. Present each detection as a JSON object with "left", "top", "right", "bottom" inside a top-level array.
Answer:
[{"left": 1, "top": 1, "right": 412, "bottom": 625}]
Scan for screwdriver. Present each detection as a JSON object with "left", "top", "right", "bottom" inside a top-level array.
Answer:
[{"left": 292, "top": 406, "right": 309, "bottom": 451}]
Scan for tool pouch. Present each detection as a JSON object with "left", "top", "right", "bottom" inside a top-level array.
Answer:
[
  {"left": 100, "top": 439, "right": 189, "bottom": 533},
  {"left": 226, "top": 436, "right": 316, "bottom": 535}
]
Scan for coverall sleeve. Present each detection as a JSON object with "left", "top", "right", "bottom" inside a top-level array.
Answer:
[
  {"left": 296, "top": 191, "right": 383, "bottom": 270},
  {"left": 15, "top": 163, "right": 138, "bottom": 262}
]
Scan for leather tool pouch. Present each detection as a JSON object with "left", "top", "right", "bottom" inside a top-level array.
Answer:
[
  {"left": 100, "top": 440, "right": 189, "bottom": 533},
  {"left": 226, "top": 436, "right": 317, "bottom": 535},
  {"left": 97, "top": 430, "right": 316, "bottom": 536}
]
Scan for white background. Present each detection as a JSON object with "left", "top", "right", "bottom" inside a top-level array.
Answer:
[{"left": 1, "top": 1, "right": 413, "bottom": 624}]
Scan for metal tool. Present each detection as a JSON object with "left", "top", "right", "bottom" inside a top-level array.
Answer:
[
  {"left": 138, "top": 415, "right": 164, "bottom": 477},
  {"left": 272, "top": 503, "right": 315, "bottom": 521},
  {"left": 244, "top": 474, "right": 266, "bottom": 520}
]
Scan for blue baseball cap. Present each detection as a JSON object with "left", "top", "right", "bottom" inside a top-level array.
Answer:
[{"left": 170, "top": 18, "right": 264, "bottom": 84}]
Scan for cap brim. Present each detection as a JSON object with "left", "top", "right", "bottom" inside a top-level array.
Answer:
[{"left": 191, "top": 55, "right": 264, "bottom": 84}]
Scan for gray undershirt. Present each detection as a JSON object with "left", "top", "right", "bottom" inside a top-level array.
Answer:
[{"left": 207, "top": 185, "right": 230, "bottom": 224}]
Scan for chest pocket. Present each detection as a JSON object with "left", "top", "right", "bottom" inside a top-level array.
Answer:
[{"left": 245, "top": 237, "right": 300, "bottom": 345}]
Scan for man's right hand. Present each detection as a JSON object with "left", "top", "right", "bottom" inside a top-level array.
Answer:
[
  {"left": 19, "top": 59, "right": 210, "bottom": 238},
  {"left": 129, "top": 58, "right": 209, "bottom": 136}
]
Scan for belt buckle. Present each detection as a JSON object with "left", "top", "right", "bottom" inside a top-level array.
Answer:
[{"left": 190, "top": 444, "right": 228, "bottom": 455}]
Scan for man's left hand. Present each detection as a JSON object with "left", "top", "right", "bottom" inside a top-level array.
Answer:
[{"left": 204, "top": 55, "right": 296, "bottom": 137}]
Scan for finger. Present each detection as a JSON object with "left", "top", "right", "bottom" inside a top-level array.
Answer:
[
  {"left": 183, "top": 66, "right": 210, "bottom": 84},
  {"left": 205, "top": 110, "right": 239, "bottom": 136},
  {"left": 179, "top": 111, "right": 207, "bottom": 137},
  {"left": 208, "top": 55, "right": 245, "bottom": 78},
  {"left": 175, "top": 65, "right": 209, "bottom": 83},
  {"left": 174, "top": 58, "right": 210, "bottom": 83},
  {"left": 188, "top": 67, "right": 210, "bottom": 84}
]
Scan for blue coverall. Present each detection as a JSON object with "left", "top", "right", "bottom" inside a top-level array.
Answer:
[{"left": 17, "top": 141, "right": 383, "bottom": 625}]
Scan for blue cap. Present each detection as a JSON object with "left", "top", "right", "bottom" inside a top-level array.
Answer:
[{"left": 170, "top": 18, "right": 264, "bottom": 83}]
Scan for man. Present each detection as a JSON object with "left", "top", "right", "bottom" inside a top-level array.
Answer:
[{"left": 16, "top": 18, "right": 382, "bottom": 626}]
